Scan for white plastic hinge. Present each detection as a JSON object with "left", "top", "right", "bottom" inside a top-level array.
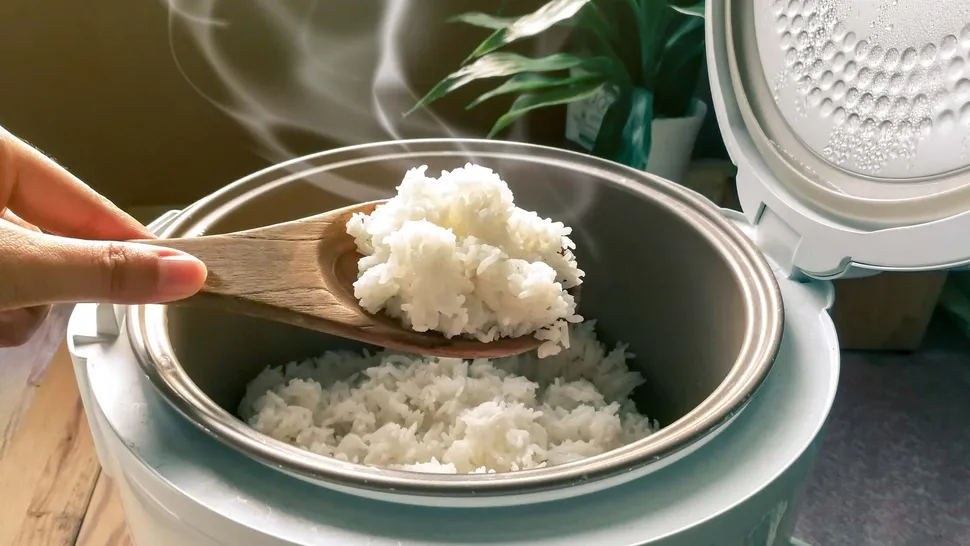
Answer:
[{"left": 72, "top": 303, "right": 125, "bottom": 345}]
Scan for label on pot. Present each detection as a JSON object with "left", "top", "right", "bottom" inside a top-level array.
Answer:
[{"left": 564, "top": 68, "right": 618, "bottom": 151}]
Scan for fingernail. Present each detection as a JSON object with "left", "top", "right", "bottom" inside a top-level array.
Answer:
[{"left": 157, "top": 255, "right": 208, "bottom": 301}]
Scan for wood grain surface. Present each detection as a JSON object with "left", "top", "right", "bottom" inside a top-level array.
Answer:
[
  {"left": 76, "top": 475, "right": 131, "bottom": 546},
  {"left": 143, "top": 199, "right": 548, "bottom": 358},
  {"left": 0, "top": 343, "right": 101, "bottom": 546}
]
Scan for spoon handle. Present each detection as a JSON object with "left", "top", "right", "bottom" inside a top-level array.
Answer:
[{"left": 134, "top": 229, "right": 369, "bottom": 329}]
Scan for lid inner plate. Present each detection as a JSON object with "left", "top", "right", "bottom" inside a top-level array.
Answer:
[{"left": 739, "top": 0, "right": 970, "bottom": 227}]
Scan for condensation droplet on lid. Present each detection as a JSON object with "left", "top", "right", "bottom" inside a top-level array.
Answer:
[
  {"left": 833, "top": 107, "right": 847, "bottom": 124},
  {"left": 914, "top": 93, "right": 930, "bottom": 111},
  {"left": 960, "top": 103, "right": 970, "bottom": 125},
  {"left": 808, "top": 88, "right": 823, "bottom": 107},
  {"left": 846, "top": 113, "right": 862, "bottom": 133},
  {"left": 844, "top": 61, "right": 859, "bottom": 81},
  {"left": 899, "top": 121, "right": 914, "bottom": 139},
  {"left": 797, "top": 31, "right": 810, "bottom": 49},
  {"left": 855, "top": 40, "right": 870, "bottom": 60},
  {"left": 858, "top": 93, "right": 875, "bottom": 114},
  {"left": 888, "top": 72, "right": 905, "bottom": 93},
  {"left": 868, "top": 45, "right": 884, "bottom": 67},
  {"left": 822, "top": 146, "right": 832, "bottom": 157},
  {"left": 803, "top": 0, "right": 817, "bottom": 14},
  {"left": 919, "top": 117, "right": 933, "bottom": 135},
  {"left": 856, "top": 67, "right": 874, "bottom": 89},
  {"left": 874, "top": 95, "right": 891, "bottom": 116},
  {"left": 797, "top": 75, "right": 813, "bottom": 93},
  {"left": 907, "top": 71, "right": 924, "bottom": 94},
  {"left": 820, "top": 98, "right": 835, "bottom": 116},
  {"left": 920, "top": 43, "right": 938, "bottom": 66},
  {"left": 791, "top": 15, "right": 805, "bottom": 32},
  {"left": 832, "top": 52, "right": 847, "bottom": 72},
  {"left": 931, "top": 89, "right": 949, "bottom": 112},
  {"left": 785, "top": 48, "right": 798, "bottom": 67},
  {"left": 845, "top": 87, "right": 861, "bottom": 107},
  {"left": 807, "top": 13, "right": 820, "bottom": 32},
  {"left": 781, "top": 32, "right": 794, "bottom": 49},
  {"left": 878, "top": 120, "right": 893, "bottom": 137},
  {"left": 786, "top": 0, "right": 802, "bottom": 17},
  {"left": 821, "top": 41, "right": 838, "bottom": 60},
  {"left": 893, "top": 96, "right": 911, "bottom": 117},
  {"left": 832, "top": 21, "right": 847, "bottom": 40},
  {"left": 947, "top": 57, "right": 965, "bottom": 81},
  {"left": 871, "top": 72, "right": 889, "bottom": 93},
  {"left": 776, "top": 14, "right": 790, "bottom": 33},
  {"left": 862, "top": 118, "right": 876, "bottom": 136},
  {"left": 960, "top": 24, "right": 970, "bottom": 46},
  {"left": 791, "top": 62, "right": 806, "bottom": 78},
  {"left": 955, "top": 78, "right": 970, "bottom": 99},
  {"left": 940, "top": 35, "right": 959, "bottom": 58},
  {"left": 882, "top": 48, "right": 900, "bottom": 70},
  {"left": 842, "top": 32, "right": 857, "bottom": 51},
  {"left": 811, "top": 59, "right": 825, "bottom": 78},
  {"left": 832, "top": 80, "right": 847, "bottom": 99},
  {"left": 820, "top": 71, "right": 835, "bottom": 90},
  {"left": 900, "top": 48, "right": 918, "bottom": 70},
  {"left": 938, "top": 110, "right": 956, "bottom": 134}
]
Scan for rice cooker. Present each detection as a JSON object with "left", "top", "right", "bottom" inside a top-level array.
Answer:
[{"left": 67, "top": 2, "right": 970, "bottom": 545}]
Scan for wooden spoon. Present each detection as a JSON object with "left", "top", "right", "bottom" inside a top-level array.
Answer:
[{"left": 138, "top": 200, "right": 569, "bottom": 359}]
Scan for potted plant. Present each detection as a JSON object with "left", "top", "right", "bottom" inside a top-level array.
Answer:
[{"left": 408, "top": 0, "right": 708, "bottom": 182}]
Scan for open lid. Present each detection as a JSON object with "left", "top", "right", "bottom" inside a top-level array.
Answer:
[{"left": 706, "top": 0, "right": 970, "bottom": 279}]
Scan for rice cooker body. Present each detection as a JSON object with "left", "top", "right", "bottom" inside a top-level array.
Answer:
[
  {"left": 123, "top": 139, "right": 785, "bottom": 507},
  {"left": 68, "top": 206, "right": 838, "bottom": 545}
]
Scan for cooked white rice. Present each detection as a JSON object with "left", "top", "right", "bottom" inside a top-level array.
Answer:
[
  {"left": 239, "top": 322, "right": 658, "bottom": 474},
  {"left": 346, "top": 163, "right": 584, "bottom": 358}
]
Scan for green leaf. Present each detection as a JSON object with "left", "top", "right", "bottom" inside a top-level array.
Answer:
[
  {"left": 485, "top": 79, "right": 607, "bottom": 138},
  {"left": 633, "top": 0, "right": 670, "bottom": 88},
  {"left": 655, "top": 14, "right": 706, "bottom": 117},
  {"left": 467, "top": 0, "right": 594, "bottom": 60},
  {"left": 670, "top": 2, "right": 705, "bottom": 18},
  {"left": 664, "top": 13, "right": 704, "bottom": 53},
  {"left": 592, "top": 87, "right": 654, "bottom": 170},
  {"left": 449, "top": 12, "right": 519, "bottom": 30},
  {"left": 466, "top": 72, "right": 603, "bottom": 109},
  {"left": 407, "top": 52, "right": 593, "bottom": 116}
]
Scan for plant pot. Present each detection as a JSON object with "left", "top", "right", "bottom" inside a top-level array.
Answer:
[{"left": 565, "top": 88, "right": 707, "bottom": 183}]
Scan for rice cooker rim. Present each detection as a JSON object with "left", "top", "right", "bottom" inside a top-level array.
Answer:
[{"left": 125, "top": 138, "right": 784, "bottom": 499}]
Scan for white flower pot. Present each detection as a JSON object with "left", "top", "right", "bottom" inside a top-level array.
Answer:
[{"left": 565, "top": 87, "right": 707, "bottom": 184}]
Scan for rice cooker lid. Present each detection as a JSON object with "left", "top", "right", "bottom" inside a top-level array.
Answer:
[{"left": 708, "top": 0, "right": 970, "bottom": 279}]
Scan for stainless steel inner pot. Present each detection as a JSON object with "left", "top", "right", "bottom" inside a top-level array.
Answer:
[{"left": 127, "top": 139, "right": 783, "bottom": 501}]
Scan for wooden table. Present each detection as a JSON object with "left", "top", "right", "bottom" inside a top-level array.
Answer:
[{"left": 0, "top": 306, "right": 131, "bottom": 546}]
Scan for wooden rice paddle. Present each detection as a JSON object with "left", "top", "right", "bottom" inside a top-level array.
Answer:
[{"left": 137, "top": 200, "right": 567, "bottom": 358}]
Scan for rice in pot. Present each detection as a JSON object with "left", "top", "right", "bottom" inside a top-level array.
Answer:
[{"left": 239, "top": 322, "right": 658, "bottom": 474}]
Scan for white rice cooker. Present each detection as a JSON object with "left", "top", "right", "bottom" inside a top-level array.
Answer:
[{"left": 66, "top": 2, "right": 970, "bottom": 545}]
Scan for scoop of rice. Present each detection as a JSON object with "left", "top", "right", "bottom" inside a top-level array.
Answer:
[
  {"left": 346, "top": 163, "right": 584, "bottom": 358},
  {"left": 239, "top": 322, "right": 658, "bottom": 474}
]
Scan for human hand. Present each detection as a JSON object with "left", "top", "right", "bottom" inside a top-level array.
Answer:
[{"left": 0, "top": 126, "right": 207, "bottom": 347}]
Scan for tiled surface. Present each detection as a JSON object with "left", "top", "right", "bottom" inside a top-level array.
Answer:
[{"left": 795, "top": 315, "right": 970, "bottom": 546}]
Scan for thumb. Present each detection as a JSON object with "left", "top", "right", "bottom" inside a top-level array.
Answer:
[{"left": 0, "top": 227, "right": 207, "bottom": 309}]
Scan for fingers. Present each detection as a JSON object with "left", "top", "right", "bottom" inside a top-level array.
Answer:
[
  {"left": 0, "top": 306, "right": 51, "bottom": 348},
  {"left": 0, "top": 223, "right": 207, "bottom": 310},
  {"left": 0, "top": 126, "right": 154, "bottom": 241}
]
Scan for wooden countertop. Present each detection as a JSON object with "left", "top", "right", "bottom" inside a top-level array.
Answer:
[{"left": 0, "top": 306, "right": 131, "bottom": 546}]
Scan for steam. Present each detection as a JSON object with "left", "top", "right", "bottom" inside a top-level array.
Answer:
[{"left": 162, "top": 0, "right": 596, "bottom": 223}]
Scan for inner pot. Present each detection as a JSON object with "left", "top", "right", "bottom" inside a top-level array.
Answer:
[{"left": 127, "top": 139, "right": 783, "bottom": 503}]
